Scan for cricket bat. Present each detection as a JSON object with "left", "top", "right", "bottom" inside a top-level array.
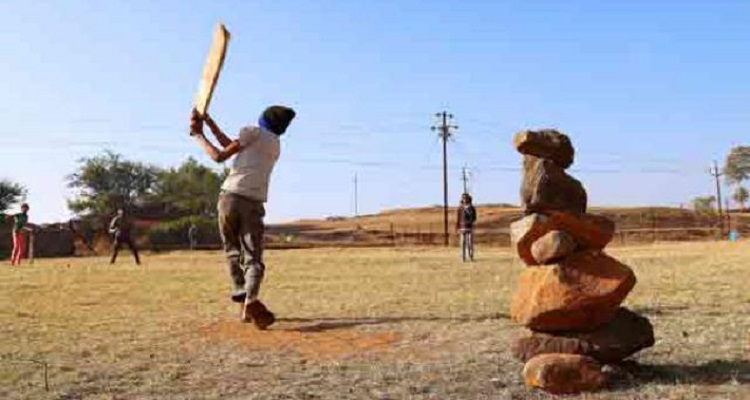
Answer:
[
  {"left": 193, "top": 23, "right": 231, "bottom": 117},
  {"left": 27, "top": 229, "right": 34, "bottom": 265}
]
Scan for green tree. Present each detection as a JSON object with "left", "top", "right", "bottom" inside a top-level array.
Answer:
[
  {"left": 691, "top": 195, "right": 716, "bottom": 214},
  {"left": 724, "top": 146, "right": 750, "bottom": 185},
  {"left": 152, "top": 157, "right": 225, "bottom": 217},
  {"left": 67, "top": 151, "right": 161, "bottom": 216},
  {"left": 733, "top": 186, "right": 749, "bottom": 211},
  {"left": 0, "top": 179, "right": 26, "bottom": 213}
]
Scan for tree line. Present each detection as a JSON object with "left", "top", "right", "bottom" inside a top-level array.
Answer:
[
  {"left": 1, "top": 151, "right": 227, "bottom": 248},
  {"left": 66, "top": 150, "right": 227, "bottom": 220},
  {"left": 692, "top": 146, "right": 750, "bottom": 213}
]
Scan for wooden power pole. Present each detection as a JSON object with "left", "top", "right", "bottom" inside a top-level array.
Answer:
[
  {"left": 353, "top": 173, "right": 358, "bottom": 218},
  {"left": 461, "top": 165, "right": 471, "bottom": 194},
  {"left": 709, "top": 160, "right": 725, "bottom": 235},
  {"left": 431, "top": 111, "right": 458, "bottom": 247}
]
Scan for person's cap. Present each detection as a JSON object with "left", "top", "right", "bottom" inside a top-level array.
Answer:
[{"left": 261, "top": 105, "right": 296, "bottom": 135}]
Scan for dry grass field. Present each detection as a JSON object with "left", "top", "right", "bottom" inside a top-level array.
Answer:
[
  {"left": 269, "top": 207, "right": 749, "bottom": 248},
  {"left": 1, "top": 241, "right": 749, "bottom": 399}
]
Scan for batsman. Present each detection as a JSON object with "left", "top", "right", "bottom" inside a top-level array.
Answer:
[
  {"left": 189, "top": 24, "right": 295, "bottom": 329},
  {"left": 190, "top": 106, "right": 295, "bottom": 329}
]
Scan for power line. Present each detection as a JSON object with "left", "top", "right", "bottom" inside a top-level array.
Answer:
[
  {"left": 431, "top": 111, "right": 458, "bottom": 247},
  {"left": 0, "top": 140, "right": 715, "bottom": 176}
]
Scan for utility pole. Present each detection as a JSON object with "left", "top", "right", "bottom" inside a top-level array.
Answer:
[
  {"left": 709, "top": 161, "right": 724, "bottom": 235},
  {"left": 353, "top": 173, "right": 359, "bottom": 218},
  {"left": 461, "top": 165, "right": 471, "bottom": 194},
  {"left": 431, "top": 111, "right": 458, "bottom": 247},
  {"left": 725, "top": 197, "right": 731, "bottom": 234}
]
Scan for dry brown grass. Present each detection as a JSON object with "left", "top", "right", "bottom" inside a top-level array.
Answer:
[
  {"left": 272, "top": 207, "right": 748, "bottom": 248},
  {"left": 1, "top": 241, "right": 749, "bottom": 399}
]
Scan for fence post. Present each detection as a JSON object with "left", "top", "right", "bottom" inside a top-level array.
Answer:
[{"left": 391, "top": 222, "right": 396, "bottom": 247}]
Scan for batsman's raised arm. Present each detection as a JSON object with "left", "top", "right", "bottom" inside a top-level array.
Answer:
[
  {"left": 190, "top": 108, "right": 241, "bottom": 163},
  {"left": 204, "top": 113, "right": 234, "bottom": 148}
]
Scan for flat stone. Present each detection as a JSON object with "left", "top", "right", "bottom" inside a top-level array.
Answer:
[
  {"left": 512, "top": 308, "right": 655, "bottom": 363},
  {"left": 513, "top": 129, "right": 575, "bottom": 169},
  {"left": 510, "top": 212, "right": 615, "bottom": 266}
]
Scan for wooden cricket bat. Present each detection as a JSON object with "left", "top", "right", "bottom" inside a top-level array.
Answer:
[
  {"left": 194, "top": 23, "right": 231, "bottom": 117},
  {"left": 27, "top": 229, "right": 34, "bottom": 265}
]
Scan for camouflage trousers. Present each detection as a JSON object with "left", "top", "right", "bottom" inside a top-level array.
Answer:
[{"left": 217, "top": 193, "right": 266, "bottom": 301}]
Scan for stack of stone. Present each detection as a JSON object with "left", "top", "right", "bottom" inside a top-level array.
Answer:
[{"left": 508, "top": 130, "right": 655, "bottom": 395}]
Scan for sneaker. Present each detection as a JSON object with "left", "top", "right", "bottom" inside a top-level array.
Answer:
[
  {"left": 242, "top": 300, "right": 276, "bottom": 330},
  {"left": 230, "top": 289, "right": 247, "bottom": 303}
]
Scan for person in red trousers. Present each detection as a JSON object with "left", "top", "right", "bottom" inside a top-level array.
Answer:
[{"left": 7, "top": 203, "right": 30, "bottom": 266}]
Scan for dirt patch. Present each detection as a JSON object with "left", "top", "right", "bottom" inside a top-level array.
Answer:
[{"left": 199, "top": 319, "right": 400, "bottom": 360}]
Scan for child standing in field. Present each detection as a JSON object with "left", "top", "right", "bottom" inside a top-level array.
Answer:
[
  {"left": 6, "top": 203, "right": 30, "bottom": 266},
  {"left": 190, "top": 105, "right": 295, "bottom": 330},
  {"left": 456, "top": 193, "right": 477, "bottom": 262}
]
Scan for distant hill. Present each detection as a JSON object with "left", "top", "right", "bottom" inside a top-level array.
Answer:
[{"left": 266, "top": 205, "right": 749, "bottom": 248}]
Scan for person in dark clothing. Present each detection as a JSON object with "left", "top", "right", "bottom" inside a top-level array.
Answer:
[
  {"left": 456, "top": 193, "right": 477, "bottom": 262},
  {"left": 109, "top": 208, "right": 141, "bottom": 265},
  {"left": 188, "top": 222, "right": 198, "bottom": 250}
]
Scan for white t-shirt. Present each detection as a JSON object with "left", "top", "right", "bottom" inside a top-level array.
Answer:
[{"left": 221, "top": 126, "right": 280, "bottom": 202}]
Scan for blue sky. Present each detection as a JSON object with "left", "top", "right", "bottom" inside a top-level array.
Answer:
[{"left": 1, "top": 1, "right": 748, "bottom": 223}]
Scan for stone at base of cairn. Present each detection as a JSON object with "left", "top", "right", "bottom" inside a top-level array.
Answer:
[
  {"left": 523, "top": 353, "right": 607, "bottom": 395},
  {"left": 512, "top": 307, "right": 655, "bottom": 364}
]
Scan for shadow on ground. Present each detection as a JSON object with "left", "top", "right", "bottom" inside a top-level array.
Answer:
[
  {"left": 629, "top": 305, "right": 691, "bottom": 316},
  {"left": 276, "top": 313, "right": 512, "bottom": 333},
  {"left": 613, "top": 360, "right": 750, "bottom": 388}
]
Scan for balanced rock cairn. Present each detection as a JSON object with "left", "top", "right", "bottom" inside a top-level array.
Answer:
[{"left": 508, "top": 130, "right": 655, "bottom": 395}]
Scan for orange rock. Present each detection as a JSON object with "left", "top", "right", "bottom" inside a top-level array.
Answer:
[
  {"left": 512, "top": 307, "right": 655, "bottom": 363},
  {"left": 510, "top": 250, "right": 636, "bottom": 332},
  {"left": 530, "top": 230, "right": 577, "bottom": 265},
  {"left": 510, "top": 212, "right": 615, "bottom": 266},
  {"left": 521, "top": 155, "right": 587, "bottom": 214},
  {"left": 524, "top": 353, "right": 606, "bottom": 394}
]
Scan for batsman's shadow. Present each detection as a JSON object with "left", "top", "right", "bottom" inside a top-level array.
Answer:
[{"left": 276, "top": 313, "right": 511, "bottom": 333}]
